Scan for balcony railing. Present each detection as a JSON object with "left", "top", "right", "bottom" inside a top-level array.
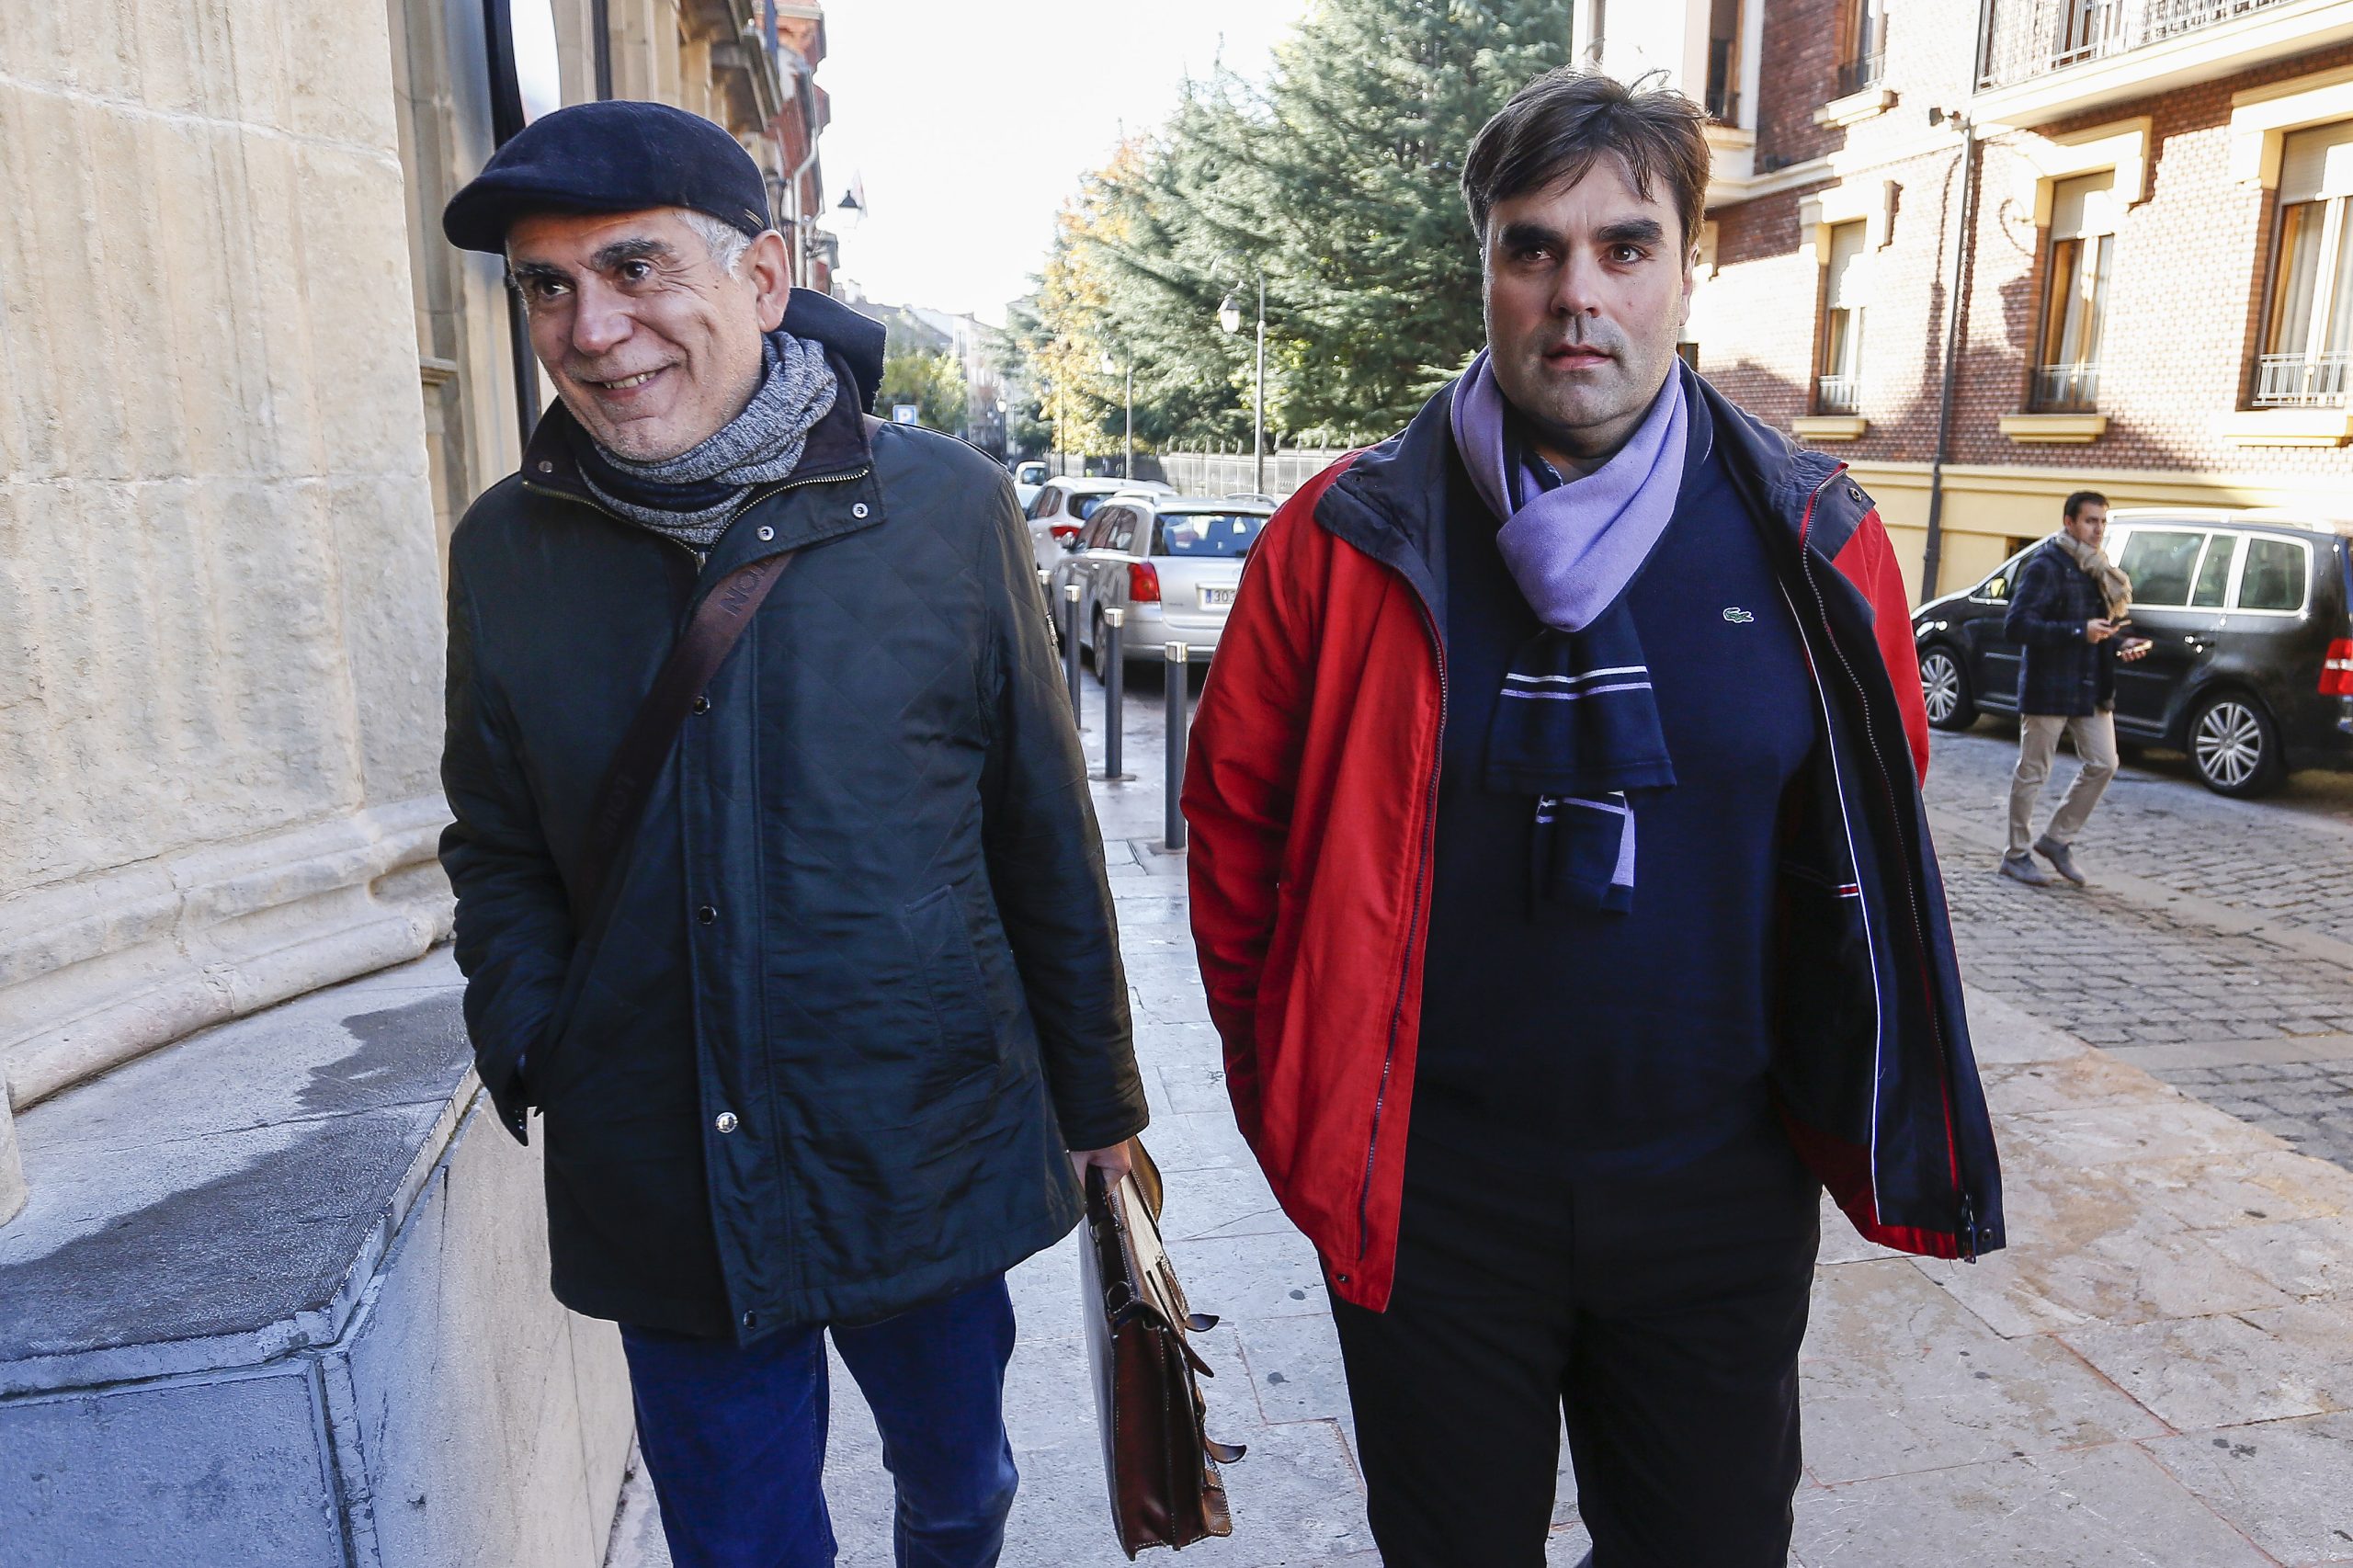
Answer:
[
  {"left": 2033, "top": 362, "right": 2102, "bottom": 410},
  {"left": 1980, "top": 0, "right": 2303, "bottom": 91},
  {"left": 2255, "top": 350, "right": 2353, "bottom": 406},
  {"left": 1834, "top": 51, "right": 1886, "bottom": 98},
  {"left": 1817, "top": 374, "right": 1863, "bottom": 415}
]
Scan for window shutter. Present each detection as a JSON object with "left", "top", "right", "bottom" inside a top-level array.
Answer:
[
  {"left": 2050, "top": 171, "right": 2117, "bottom": 240},
  {"left": 2279, "top": 120, "right": 2353, "bottom": 204},
  {"left": 1825, "top": 222, "right": 1869, "bottom": 309}
]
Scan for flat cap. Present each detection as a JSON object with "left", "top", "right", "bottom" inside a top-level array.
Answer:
[{"left": 443, "top": 99, "right": 771, "bottom": 254}]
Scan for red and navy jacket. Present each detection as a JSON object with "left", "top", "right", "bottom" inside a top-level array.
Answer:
[{"left": 1183, "top": 363, "right": 2006, "bottom": 1312}]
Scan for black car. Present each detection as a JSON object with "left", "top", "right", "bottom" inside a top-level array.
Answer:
[{"left": 1911, "top": 510, "right": 2353, "bottom": 797}]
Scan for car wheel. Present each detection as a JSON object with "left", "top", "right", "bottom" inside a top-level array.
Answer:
[
  {"left": 1918, "top": 645, "right": 1976, "bottom": 731},
  {"left": 2188, "top": 691, "right": 2284, "bottom": 798},
  {"left": 1086, "top": 608, "right": 1106, "bottom": 675}
]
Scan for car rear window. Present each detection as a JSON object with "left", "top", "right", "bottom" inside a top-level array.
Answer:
[
  {"left": 1070, "top": 494, "right": 1114, "bottom": 523},
  {"left": 2236, "top": 537, "right": 2309, "bottom": 611},
  {"left": 2116, "top": 529, "right": 2203, "bottom": 608},
  {"left": 1155, "top": 513, "right": 1267, "bottom": 557}
]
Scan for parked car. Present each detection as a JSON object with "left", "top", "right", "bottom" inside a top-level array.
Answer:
[
  {"left": 1046, "top": 494, "right": 1274, "bottom": 665},
  {"left": 1022, "top": 477, "right": 1128, "bottom": 574},
  {"left": 1911, "top": 509, "right": 2353, "bottom": 797},
  {"left": 1011, "top": 460, "right": 1049, "bottom": 511}
]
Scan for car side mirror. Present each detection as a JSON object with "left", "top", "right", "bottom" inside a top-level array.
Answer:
[{"left": 1063, "top": 536, "right": 1082, "bottom": 552}]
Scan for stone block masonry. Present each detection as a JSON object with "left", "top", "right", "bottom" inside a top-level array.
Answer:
[{"left": 0, "top": 0, "right": 455, "bottom": 1217}]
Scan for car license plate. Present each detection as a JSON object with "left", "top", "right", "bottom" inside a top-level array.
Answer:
[{"left": 1199, "top": 586, "right": 1235, "bottom": 608}]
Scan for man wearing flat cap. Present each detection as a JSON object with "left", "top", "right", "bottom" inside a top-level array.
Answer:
[{"left": 436, "top": 100, "right": 1145, "bottom": 1567}]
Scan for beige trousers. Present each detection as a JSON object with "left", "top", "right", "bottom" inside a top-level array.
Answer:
[{"left": 2007, "top": 710, "right": 2119, "bottom": 856}]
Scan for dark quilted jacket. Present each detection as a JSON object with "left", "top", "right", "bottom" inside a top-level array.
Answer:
[
  {"left": 439, "top": 293, "right": 1146, "bottom": 1339},
  {"left": 2004, "top": 538, "right": 2116, "bottom": 717}
]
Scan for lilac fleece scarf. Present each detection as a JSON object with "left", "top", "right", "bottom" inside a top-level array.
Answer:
[
  {"left": 1449, "top": 349, "right": 1688, "bottom": 631},
  {"left": 1448, "top": 355, "right": 1690, "bottom": 915}
]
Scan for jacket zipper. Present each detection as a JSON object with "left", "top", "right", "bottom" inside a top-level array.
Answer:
[
  {"left": 1793, "top": 468, "right": 1978, "bottom": 1260},
  {"left": 1355, "top": 588, "right": 1448, "bottom": 1267}
]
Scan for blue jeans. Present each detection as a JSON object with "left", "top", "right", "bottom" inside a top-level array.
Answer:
[{"left": 620, "top": 1277, "right": 1019, "bottom": 1568}]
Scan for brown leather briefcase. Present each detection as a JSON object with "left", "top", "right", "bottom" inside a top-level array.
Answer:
[{"left": 1081, "top": 1143, "right": 1245, "bottom": 1556}]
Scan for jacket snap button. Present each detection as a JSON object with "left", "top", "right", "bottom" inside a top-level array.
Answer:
[
  {"left": 852, "top": 503, "right": 870, "bottom": 518},
  {"left": 714, "top": 1111, "right": 739, "bottom": 1134},
  {"left": 742, "top": 1311, "right": 758, "bottom": 1329},
  {"left": 691, "top": 695, "right": 710, "bottom": 714},
  {"left": 1847, "top": 484, "right": 1863, "bottom": 502},
  {"left": 696, "top": 904, "right": 718, "bottom": 925},
  {"left": 756, "top": 525, "right": 775, "bottom": 541},
  {"left": 536, "top": 460, "right": 554, "bottom": 474}
]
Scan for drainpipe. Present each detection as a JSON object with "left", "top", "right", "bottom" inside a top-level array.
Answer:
[{"left": 1921, "top": 108, "right": 1980, "bottom": 602}]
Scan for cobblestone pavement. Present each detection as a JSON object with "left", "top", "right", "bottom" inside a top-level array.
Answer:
[
  {"left": 1927, "top": 725, "right": 2353, "bottom": 1171},
  {"left": 1926, "top": 724, "right": 2353, "bottom": 942}
]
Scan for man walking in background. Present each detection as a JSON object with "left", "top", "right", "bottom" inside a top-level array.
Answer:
[
  {"left": 436, "top": 101, "right": 1144, "bottom": 1567},
  {"left": 1184, "top": 69, "right": 2002, "bottom": 1568},
  {"left": 2000, "top": 490, "right": 2150, "bottom": 887}
]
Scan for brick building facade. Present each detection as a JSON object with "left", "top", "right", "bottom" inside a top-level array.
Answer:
[{"left": 1580, "top": 0, "right": 2353, "bottom": 601}]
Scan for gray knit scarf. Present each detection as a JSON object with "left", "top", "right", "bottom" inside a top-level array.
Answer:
[{"left": 576, "top": 331, "right": 840, "bottom": 548}]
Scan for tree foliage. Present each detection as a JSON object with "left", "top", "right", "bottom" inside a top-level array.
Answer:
[
  {"left": 1014, "top": 0, "right": 1569, "bottom": 453},
  {"left": 877, "top": 348, "right": 967, "bottom": 435}
]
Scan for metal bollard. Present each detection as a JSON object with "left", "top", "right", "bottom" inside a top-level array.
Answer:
[
  {"left": 1062, "top": 582, "right": 1084, "bottom": 721},
  {"left": 1101, "top": 607, "right": 1130, "bottom": 780},
  {"left": 1164, "top": 642, "right": 1190, "bottom": 849}
]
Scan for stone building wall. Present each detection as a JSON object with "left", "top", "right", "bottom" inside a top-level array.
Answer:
[{"left": 0, "top": 0, "right": 455, "bottom": 1216}]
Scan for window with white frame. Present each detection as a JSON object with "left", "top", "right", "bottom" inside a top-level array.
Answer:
[
  {"left": 2035, "top": 172, "right": 2116, "bottom": 411},
  {"left": 2258, "top": 121, "right": 2353, "bottom": 407},
  {"left": 1818, "top": 222, "right": 1867, "bottom": 415}
]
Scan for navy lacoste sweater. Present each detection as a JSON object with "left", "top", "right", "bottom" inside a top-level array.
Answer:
[{"left": 1413, "top": 392, "right": 1822, "bottom": 1178}]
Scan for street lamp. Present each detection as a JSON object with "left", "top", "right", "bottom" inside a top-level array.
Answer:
[
  {"left": 1099, "top": 349, "right": 1132, "bottom": 481},
  {"left": 1215, "top": 264, "right": 1266, "bottom": 496}
]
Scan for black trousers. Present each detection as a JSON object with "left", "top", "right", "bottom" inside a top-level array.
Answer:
[{"left": 1328, "top": 1117, "right": 1822, "bottom": 1568}]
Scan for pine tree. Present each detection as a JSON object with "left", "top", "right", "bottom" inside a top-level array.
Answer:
[{"left": 1018, "top": 0, "right": 1572, "bottom": 451}]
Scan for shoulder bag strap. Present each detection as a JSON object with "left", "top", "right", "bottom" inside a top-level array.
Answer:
[{"left": 566, "top": 549, "right": 800, "bottom": 944}]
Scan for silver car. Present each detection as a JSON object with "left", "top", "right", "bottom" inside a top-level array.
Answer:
[
  {"left": 1022, "top": 477, "right": 1128, "bottom": 574},
  {"left": 1047, "top": 494, "right": 1274, "bottom": 665}
]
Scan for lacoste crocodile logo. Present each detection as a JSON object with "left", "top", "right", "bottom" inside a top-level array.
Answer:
[{"left": 1722, "top": 607, "right": 1756, "bottom": 624}]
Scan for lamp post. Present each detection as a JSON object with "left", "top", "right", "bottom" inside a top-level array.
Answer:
[
  {"left": 1099, "top": 349, "right": 1132, "bottom": 481},
  {"left": 1216, "top": 265, "right": 1266, "bottom": 496}
]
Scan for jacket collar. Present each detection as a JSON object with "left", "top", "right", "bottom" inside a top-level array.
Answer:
[
  {"left": 519, "top": 346, "right": 875, "bottom": 523},
  {"left": 1316, "top": 359, "right": 1864, "bottom": 623}
]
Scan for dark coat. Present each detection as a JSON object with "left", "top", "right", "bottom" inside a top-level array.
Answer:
[
  {"left": 439, "top": 294, "right": 1147, "bottom": 1340},
  {"left": 2004, "top": 539, "right": 2116, "bottom": 717}
]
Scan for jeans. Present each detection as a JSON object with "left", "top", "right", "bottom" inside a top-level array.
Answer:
[
  {"left": 2007, "top": 709, "right": 2119, "bottom": 855},
  {"left": 620, "top": 1277, "right": 1019, "bottom": 1568}
]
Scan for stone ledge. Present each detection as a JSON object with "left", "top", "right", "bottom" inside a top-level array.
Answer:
[
  {"left": 2216, "top": 408, "right": 2353, "bottom": 448},
  {"left": 1813, "top": 85, "right": 1896, "bottom": 128},
  {"left": 1793, "top": 415, "right": 1870, "bottom": 442},
  {"left": 2001, "top": 411, "right": 2110, "bottom": 443},
  {"left": 0, "top": 796, "right": 455, "bottom": 1120},
  {"left": 0, "top": 952, "right": 631, "bottom": 1566}
]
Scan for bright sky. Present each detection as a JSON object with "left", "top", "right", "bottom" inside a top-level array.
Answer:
[{"left": 816, "top": 0, "right": 1311, "bottom": 326}]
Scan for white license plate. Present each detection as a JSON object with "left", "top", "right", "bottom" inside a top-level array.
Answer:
[{"left": 1199, "top": 586, "right": 1235, "bottom": 608}]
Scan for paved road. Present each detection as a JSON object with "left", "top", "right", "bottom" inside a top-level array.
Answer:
[{"left": 1927, "top": 723, "right": 2353, "bottom": 1171}]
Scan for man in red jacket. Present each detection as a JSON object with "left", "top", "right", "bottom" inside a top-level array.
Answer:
[{"left": 1184, "top": 70, "right": 2003, "bottom": 1568}]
